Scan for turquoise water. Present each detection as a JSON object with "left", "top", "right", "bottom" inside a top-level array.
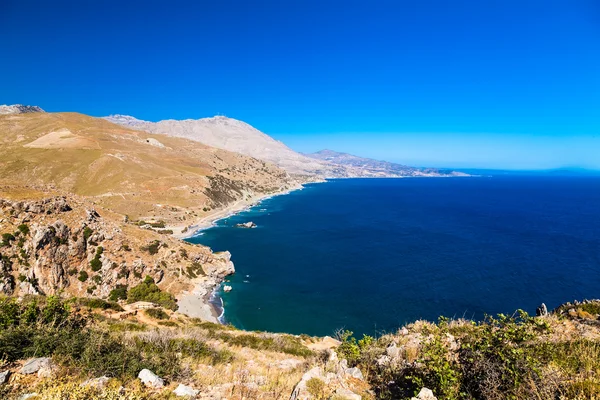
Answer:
[{"left": 187, "top": 177, "right": 600, "bottom": 336}]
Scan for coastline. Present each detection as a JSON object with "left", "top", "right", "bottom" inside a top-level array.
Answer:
[
  {"left": 171, "top": 181, "right": 312, "bottom": 240},
  {"left": 174, "top": 179, "right": 322, "bottom": 323}
]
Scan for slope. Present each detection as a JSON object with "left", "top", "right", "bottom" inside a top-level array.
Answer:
[{"left": 104, "top": 114, "right": 335, "bottom": 177}]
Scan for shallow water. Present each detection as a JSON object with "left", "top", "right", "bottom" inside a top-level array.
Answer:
[{"left": 188, "top": 176, "right": 600, "bottom": 336}]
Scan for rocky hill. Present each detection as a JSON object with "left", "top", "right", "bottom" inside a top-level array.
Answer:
[
  {"left": 0, "top": 111, "right": 299, "bottom": 234},
  {"left": 0, "top": 194, "right": 233, "bottom": 307},
  {"left": 104, "top": 114, "right": 334, "bottom": 177},
  {"left": 306, "top": 150, "right": 468, "bottom": 178}
]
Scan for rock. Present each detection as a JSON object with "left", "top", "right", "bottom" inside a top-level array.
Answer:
[
  {"left": 173, "top": 383, "right": 199, "bottom": 397},
  {"left": 399, "top": 327, "right": 409, "bottom": 335},
  {"left": 536, "top": 303, "right": 548, "bottom": 317},
  {"left": 138, "top": 368, "right": 164, "bottom": 389},
  {"left": 19, "top": 393, "right": 39, "bottom": 400},
  {"left": 335, "top": 387, "right": 362, "bottom": 400},
  {"left": 290, "top": 366, "right": 325, "bottom": 400},
  {"left": 386, "top": 343, "right": 401, "bottom": 358},
  {"left": 278, "top": 358, "right": 304, "bottom": 370},
  {"left": 327, "top": 349, "right": 338, "bottom": 363},
  {"left": 235, "top": 221, "right": 257, "bottom": 228},
  {"left": 344, "top": 366, "right": 364, "bottom": 380},
  {"left": 411, "top": 387, "right": 437, "bottom": 400},
  {"left": 20, "top": 357, "right": 51, "bottom": 374},
  {"left": 37, "top": 363, "right": 57, "bottom": 378},
  {"left": 81, "top": 376, "right": 110, "bottom": 389},
  {"left": 0, "top": 370, "right": 10, "bottom": 385},
  {"left": 223, "top": 285, "right": 232, "bottom": 292}
]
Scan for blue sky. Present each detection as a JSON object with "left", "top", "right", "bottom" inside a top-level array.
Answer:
[{"left": 1, "top": 0, "right": 599, "bottom": 169}]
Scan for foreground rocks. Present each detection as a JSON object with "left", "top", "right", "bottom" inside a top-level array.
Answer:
[
  {"left": 289, "top": 357, "right": 366, "bottom": 400},
  {"left": 19, "top": 358, "right": 52, "bottom": 375},
  {"left": 138, "top": 369, "right": 164, "bottom": 389}
]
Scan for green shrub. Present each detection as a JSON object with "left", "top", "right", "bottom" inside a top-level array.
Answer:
[
  {"left": 108, "top": 285, "right": 128, "bottom": 301},
  {"left": 90, "top": 258, "right": 102, "bottom": 271},
  {"left": 144, "top": 308, "right": 169, "bottom": 320},
  {"left": 83, "top": 226, "right": 93, "bottom": 241},
  {"left": 126, "top": 276, "right": 178, "bottom": 311},
  {"left": 17, "top": 224, "right": 30, "bottom": 235},
  {"left": 185, "top": 262, "right": 205, "bottom": 278},
  {"left": 77, "top": 298, "right": 123, "bottom": 312},
  {"left": 141, "top": 240, "right": 160, "bottom": 255},
  {"left": 1, "top": 233, "right": 15, "bottom": 246},
  {"left": 78, "top": 270, "right": 89, "bottom": 282}
]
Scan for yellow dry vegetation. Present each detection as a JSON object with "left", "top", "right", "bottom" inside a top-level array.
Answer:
[{"left": 0, "top": 112, "right": 291, "bottom": 224}]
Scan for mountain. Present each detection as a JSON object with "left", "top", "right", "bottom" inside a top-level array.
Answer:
[
  {"left": 0, "top": 110, "right": 298, "bottom": 232},
  {"left": 0, "top": 104, "right": 44, "bottom": 114},
  {"left": 105, "top": 115, "right": 467, "bottom": 179},
  {"left": 104, "top": 114, "right": 334, "bottom": 177},
  {"left": 306, "top": 149, "right": 468, "bottom": 177}
]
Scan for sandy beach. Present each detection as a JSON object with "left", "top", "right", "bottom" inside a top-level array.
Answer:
[
  {"left": 170, "top": 182, "right": 308, "bottom": 240},
  {"left": 177, "top": 277, "right": 222, "bottom": 323}
]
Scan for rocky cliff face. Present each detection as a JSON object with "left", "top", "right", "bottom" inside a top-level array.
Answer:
[{"left": 0, "top": 196, "right": 234, "bottom": 298}]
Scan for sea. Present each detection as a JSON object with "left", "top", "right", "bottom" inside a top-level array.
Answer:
[{"left": 187, "top": 175, "right": 600, "bottom": 337}]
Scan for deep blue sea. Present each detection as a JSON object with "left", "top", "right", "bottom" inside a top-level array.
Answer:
[{"left": 187, "top": 176, "right": 600, "bottom": 336}]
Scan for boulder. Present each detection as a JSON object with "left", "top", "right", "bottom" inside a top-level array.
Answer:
[
  {"left": 335, "top": 387, "right": 362, "bottom": 400},
  {"left": 411, "top": 387, "right": 437, "bottom": 400},
  {"left": 536, "top": 303, "right": 548, "bottom": 317},
  {"left": 0, "top": 370, "right": 9, "bottom": 385},
  {"left": 235, "top": 222, "right": 257, "bottom": 229},
  {"left": 20, "top": 357, "right": 51, "bottom": 374},
  {"left": 344, "top": 367, "right": 364, "bottom": 380},
  {"left": 173, "top": 383, "right": 199, "bottom": 397},
  {"left": 138, "top": 368, "right": 164, "bottom": 389}
]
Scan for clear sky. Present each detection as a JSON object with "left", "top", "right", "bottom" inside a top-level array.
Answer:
[{"left": 1, "top": 0, "right": 599, "bottom": 169}]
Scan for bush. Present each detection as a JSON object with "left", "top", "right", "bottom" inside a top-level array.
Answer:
[
  {"left": 185, "top": 262, "right": 205, "bottom": 279},
  {"left": 17, "top": 224, "right": 30, "bottom": 235},
  {"left": 141, "top": 240, "right": 161, "bottom": 255},
  {"left": 144, "top": 308, "right": 169, "bottom": 320},
  {"left": 1, "top": 233, "right": 15, "bottom": 246},
  {"left": 108, "top": 285, "right": 128, "bottom": 301},
  {"left": 90, "top": 258, "right": 102, "bottom": 272},
  {"left": 83, "top": 226, "right": 93, "bottom": 241},
  {"left": 77, "top": 298, "right": 123, "bottom": 312},
  {"left": 126, "top": 276, "right": 178, "bottom": 311},
  {"left": 78, "top": 270, "right": 89, "bottom": 282}
]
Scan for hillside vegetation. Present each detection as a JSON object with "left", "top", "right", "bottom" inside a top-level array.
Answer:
[{"left": 0, "top": 112, "right": 296, "bottom": 229}]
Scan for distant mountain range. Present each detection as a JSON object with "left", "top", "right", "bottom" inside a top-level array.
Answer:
[
  {"left": 104, "top": 114, "right": 465, "bottom": 178},
  {"left": 305, "top": 149, "right": 468, "bottom": 178}
]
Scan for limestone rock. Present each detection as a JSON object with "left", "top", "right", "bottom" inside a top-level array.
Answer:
[
  {"left": 20, "top": 357, "right": 52, "bottom": 374},
  {"left": 335, "top": 387, "right": 362, "bottom": 400},
  {"left": 138, "top": 368, "right": 164, "bottom": 388},
  {"left": 236, "top": 221, "right": 257, "bottom": 228},
  {"left": 411, "top": 387, "right": 437, "bottom": 400},
  {"left": 290, "top": 367, "right": 325, "bottom": 400},
  {"left": 173, "top": 383, "right": 200, "bottom": 397},
  {"left": 536, "top": 303, "right": 548, "bottom": 317},
  {"left": 0, "top": 370, "right": 10, "bottom": 385},
  {"left": 344, "top": 366, "right": 364, "bottom": 380}
]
